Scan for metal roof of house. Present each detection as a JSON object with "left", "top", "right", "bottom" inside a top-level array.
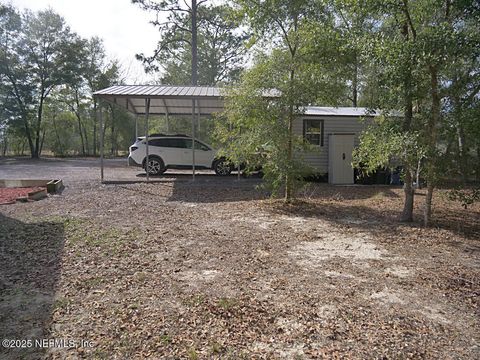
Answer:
[{"left": 303, "top": 106, "right": 379, "bottom": 117}]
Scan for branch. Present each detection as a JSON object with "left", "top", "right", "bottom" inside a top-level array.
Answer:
[
  {"left": 445, "top": 0, "right": 451, "bottom": 20},
  {"left": 182, "top": 0, "right": 191, "bottom": 11},
  {"left": 337, "top": 8, "right": 352, "bottom": 31},
  {"left": 464, "top": 82, "right": 480, "bottom": 104},
  {"left": 402, "top": 0, "right": 417, "bottom": 40},
  {"left": 272, "top": 16, "right": 294, "bottom": 56},
  {"left": 143, "top": 36, "right": 191, "bottom": 65}
]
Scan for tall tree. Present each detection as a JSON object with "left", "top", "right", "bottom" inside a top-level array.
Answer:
[
  {"left": 0, "top": 4, "right": 32, "bottom": 155},
  {"left": 351, "top": 0, "right": 479, "bottom": 225},
  {"left": 133, "top": 1, "right": 247, "bottom": 85},
  {"left": 132, "top": 0, "right": 206, "bottom": 85},
  {"left": 57, "top": 38, "right": 122, "bottom": 156},
  {"left": 0, "top": 7, "right": 85, "bottom": 158},
  {"left": 217, "top": 0, "right": 346, "bottom": 200}
]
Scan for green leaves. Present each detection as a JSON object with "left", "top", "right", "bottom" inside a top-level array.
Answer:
[{"left": 353, "top": 116, "right": 425, "bottom": 176}]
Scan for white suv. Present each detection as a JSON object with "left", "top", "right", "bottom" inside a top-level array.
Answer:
[{"left": 128, "top": 134, "right": 233, "bottom": 176}]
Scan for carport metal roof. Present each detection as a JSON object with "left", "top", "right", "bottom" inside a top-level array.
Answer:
[{"left": 94, "top": 85, "right": 225, "bottom": 116}]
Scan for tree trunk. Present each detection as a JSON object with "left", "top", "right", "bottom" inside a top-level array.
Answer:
[
  {"left": 33, "top": 96, "right": 44, "bottom": 158},
  {"left": 285, "top": 105, "right": 294, "bottom": 202},
  {"left": 450, "top": 86, "right": 468, "bottom": 182},
  {"left": 1, "top": 136, "right": 7, "bottom": 156},
  {"left": 83, "top": 123, "right": 89, "bottom": 156},
  {"left": 191, "top": 0, "right": 198, "bottom": 85},
  {"left": 22, "top": 114, "right": 35, "bottom": 157},
  {"left": 399, "top": 20, "right": 415, "bottom": 221},
  {"left": 75, "top": 90, "right": 89, "bottom": 156},
  {"left": 400, "top": 170, "right": 415, "bottom": 222},
  {"left": 52, "top": 114, "right": 64, "bottom": 156},
  {"left": 416, "top": 157, "right": 422, "bottom": 189},
  {"left": 352, "top": 51, "right": 358, "bottom": 107},
  {"left": 456, "top": 121, "right": 468, "bottom": 183},
  {"left": 39, "top": 128, "right": 46, "bottom": 155},
  {"left": 76, "top": 114, "right": 86, "bottom": 156},
  {"left": 423, "top": 65, "right": 440, "bottom": 227},
  {"left": 285, "top": 68, "right": 295, "bottom": 202}
]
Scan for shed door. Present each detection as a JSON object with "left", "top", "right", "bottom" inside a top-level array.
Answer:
[{"left": 328, "top": 134, "right": 355, "bottom": 184}]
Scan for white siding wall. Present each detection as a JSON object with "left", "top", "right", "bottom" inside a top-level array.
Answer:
[{"left": 294, "top": 115, "right": 372, "bottom": 173}]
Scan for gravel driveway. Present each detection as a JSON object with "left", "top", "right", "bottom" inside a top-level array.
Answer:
[{"left": 0, "top": 157, "right": 222, "bottom": 183}]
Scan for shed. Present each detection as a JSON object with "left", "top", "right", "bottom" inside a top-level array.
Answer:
[{"left": 297, "top": 107, "right": 378, "bottom": 183}]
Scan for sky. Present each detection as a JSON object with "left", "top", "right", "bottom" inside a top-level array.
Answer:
[{"left": 10, "top": 0, "right": 161, "bottom": 83}]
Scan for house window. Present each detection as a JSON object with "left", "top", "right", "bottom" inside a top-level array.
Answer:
[{"left": 303, "top": 119, "right": 324, "bottom": 146}]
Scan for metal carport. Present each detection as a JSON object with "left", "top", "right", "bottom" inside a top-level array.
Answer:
[{"left": 93, "top": 85, "right": 225, "bottom": 182}]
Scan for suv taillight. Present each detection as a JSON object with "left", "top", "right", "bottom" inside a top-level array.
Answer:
[{"left": 131, "top": 146, "right": 138, "bottom": 152}]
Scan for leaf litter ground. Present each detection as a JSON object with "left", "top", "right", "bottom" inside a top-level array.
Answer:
[{"left": 1, "top": 178, "right": 479, "bottom": 359}]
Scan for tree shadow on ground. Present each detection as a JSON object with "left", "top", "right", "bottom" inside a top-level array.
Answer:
[
  {"left": 165, "top": 180, "right": 403, "bottom": 204},
  {"left": 166, "top": 177, "right": 266, "bottom": 203},
  {"left": 0, "top": 213, "right": 64, "bottom": 360},
  {"left": 298, "top": 183, "right": 402, "bottom": 200},
  {"left": 268, "top": 198, "right": 480, "bottom": 242}
]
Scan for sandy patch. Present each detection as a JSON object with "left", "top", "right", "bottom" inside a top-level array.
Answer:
[
  {"left": 370, "top": 288, "right": 405, "bottom": 304},
  {"left": 290, "top": 232, "right": 384, "bottom": 266}
]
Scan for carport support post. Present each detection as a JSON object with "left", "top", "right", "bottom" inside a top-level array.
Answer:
[
  {"left": 99, "top": 106, "right": 104, "bottom": 183},
  {"left": 135, "top": 114, "right": 138, "bottom": 139},
  {"left": 145, "top": 98, "right": 151, "bottom": 182},
  {"left": 237, "top": 128, "right": 241, "bottom": 180},
  {"left": 192, "top": 99, "right": 196, "bottom": 181}
]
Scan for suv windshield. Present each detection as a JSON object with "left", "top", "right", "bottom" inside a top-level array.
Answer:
[{"left": 184, "top": 140, "right": 210, "bottom": 151}]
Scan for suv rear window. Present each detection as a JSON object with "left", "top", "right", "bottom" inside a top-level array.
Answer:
[{"left": 148, "top": 138, "right": 189, "bottom": 148}]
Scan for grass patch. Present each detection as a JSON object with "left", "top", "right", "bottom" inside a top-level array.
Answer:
[
  {"left": 370, "top": 190, "right": 389, "bottom": 199},
  {"left": 84, "top": 276, "right": 104, "bottom": 289},
  {"left": 160, "top": 334, "right": 173, "bottom": 346},
  {"left": 53, "top": 296, "right": 72, "bottom": 311},
  {"left": 61, "top": 217, "right": 139, "bottom": 256},
  {"left": 187, "top": 347, "right": 199, "bottom": 360},
  {"left": 217, "top": 297, "right": 237, "bottom": 311},
  {"left": 210, "top": 341, "right": 223, "bottom": 354},
  {"left": 160, "top": 334, "right": 172, "bottom": 345},
  {"left": 183, "top": 295, "right": 206, "bottom": 307}
]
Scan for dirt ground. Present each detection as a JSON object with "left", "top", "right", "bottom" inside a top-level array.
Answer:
[{"left": 0, "top": 158, "right": 479, "bottom": 359}]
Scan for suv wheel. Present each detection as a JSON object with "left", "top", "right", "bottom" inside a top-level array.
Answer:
[
  {"left": 145, "top": 157, "right": 165, "bottom": 175},
  {"left": 214, "top": 159, "right": 232, "bottom": 176}
]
